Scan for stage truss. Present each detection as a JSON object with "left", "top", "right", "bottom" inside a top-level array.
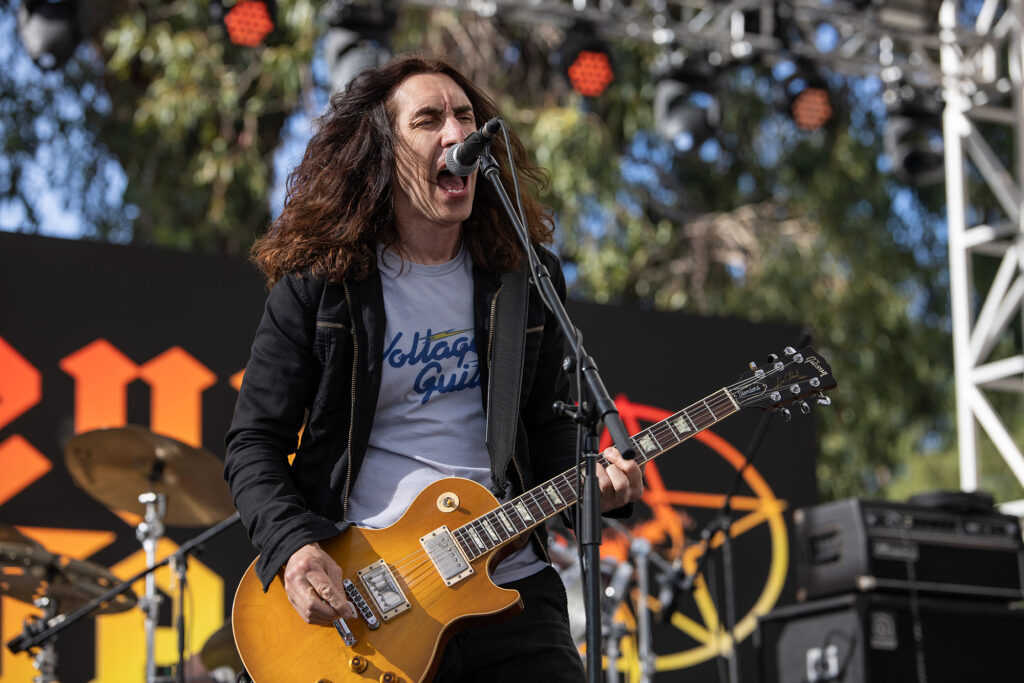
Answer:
[{"left": 398, "top": 0, "right": 1024, "bottom": 505}]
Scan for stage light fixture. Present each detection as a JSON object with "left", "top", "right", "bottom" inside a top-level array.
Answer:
[
  {"left": 17, "top": 0, "right": 80, "bottom": 69},
  {"left": 783, "top": 60, "right": 834, "bottom": 131},
  {"left": 216, "top": 0, "right": 276, "bottom": 47},
  {"left": 560, "top": 23, "right": 615, "bottom": 98},
  {"left": 323, "top": 0, "right": 395, "bottom": 95},
  {"left": 883, "top": 83, "right": 944, "bottom": 186},
  {"left": 653, "top": 49, "right": 720, "bottom": 152}
]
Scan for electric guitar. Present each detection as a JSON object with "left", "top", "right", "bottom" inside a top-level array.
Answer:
[{"left": 232, "top": 345, "right": 836, "bottom": 682}]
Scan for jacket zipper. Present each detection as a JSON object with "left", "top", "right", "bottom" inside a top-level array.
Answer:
[
  {"left": 341, "top": 282, "right": 358, "bottom": 522},
  {"left": 487, "top": 285, "right": 550, "bottom": 564}
]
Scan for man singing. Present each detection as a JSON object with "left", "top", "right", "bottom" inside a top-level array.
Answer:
[{"left": 225, "top": 54, "right": 643, "bottom": 681}]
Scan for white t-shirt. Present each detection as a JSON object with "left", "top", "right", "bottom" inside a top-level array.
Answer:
[{"left": 345, "top": 243, "right": 545, "bottom": 584}]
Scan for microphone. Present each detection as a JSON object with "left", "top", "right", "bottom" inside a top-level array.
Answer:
[{"left": 445, "top": 117, "right": 502, "bottom": 176}]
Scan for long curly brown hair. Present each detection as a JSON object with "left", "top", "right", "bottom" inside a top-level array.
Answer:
[{"left": 251, "top": 54, "right": 555, "bottom": 286}]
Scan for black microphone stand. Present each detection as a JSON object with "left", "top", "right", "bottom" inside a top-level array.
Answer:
[
  {"left": 476, "top": 139, "right": 635, "bottom": 683},
  {"left": 7, "top": 513, "right": 241, "bottom": 682}
]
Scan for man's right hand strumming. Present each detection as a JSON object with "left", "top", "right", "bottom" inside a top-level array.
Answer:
[{"left": 282, "top": 542, "right": 356, "bottom": 625}]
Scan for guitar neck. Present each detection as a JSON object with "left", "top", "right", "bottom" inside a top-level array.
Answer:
[{"left": 451, "top": 387, "right": 740, "bottom": 561}]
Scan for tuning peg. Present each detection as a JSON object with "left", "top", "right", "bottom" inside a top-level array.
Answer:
[
  {"left": 784, "top": 346, "right": 796, "bottom": 356},
  {"left": 816, "top": 393, "right": 832, "bottom": 407},
  {"left": 799, "top": 400, "right": 811, "bottom": 415},
  {"left": 767, "top": 353, "right": 779, "bottom": 364},
  {"left": 779, "top": 407, "right": 792, "bottom": 422},
  {"left": 748, "top": 361, "right": 758, "bottom": 371}
]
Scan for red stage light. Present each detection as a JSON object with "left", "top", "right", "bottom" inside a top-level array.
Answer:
[
  {"left": 791, "top": 87, "right": 833, "bottom": 131},
  {"left": 567, "top": 49, "right": 615, "bottom": 98},
  {"left": 224, "top": 0, "right": 275, "bottom": 47}
]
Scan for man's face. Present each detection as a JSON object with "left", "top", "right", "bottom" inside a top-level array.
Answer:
[{"left": 390, "top": 73, "right": 477, "bottom": 234}]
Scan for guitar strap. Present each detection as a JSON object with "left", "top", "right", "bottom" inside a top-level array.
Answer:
[{"left": 485, "top": 266, "right": 529, "bottom": 498}]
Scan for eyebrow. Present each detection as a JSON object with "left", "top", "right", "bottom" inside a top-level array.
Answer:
[{"left": 410, "top": 103, "right": 474, "bottom": 119}]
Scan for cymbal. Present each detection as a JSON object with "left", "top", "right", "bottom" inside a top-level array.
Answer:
[
  {"left": 0, "top": 542, "right": 136, "bottom": 614},
  {"left": 65, "top": 425, "right": 236, "bottom": 527},
  {"left": 199, "top": 621, "right": 242, "bottom": 672}
]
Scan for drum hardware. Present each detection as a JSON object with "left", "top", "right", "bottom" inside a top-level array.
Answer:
[
  {"left": 2, "top": 526, "right": 138, "bottom": 682},
  {"left": 7, "top": 426, "right": 241, "bottom": 682},
  {"left": 138, "top": 491, "right": 167, "bottom": 683},
  {"left": 6, "top": 513, "right": 240, "bottom": 682},
  {"left": 631, "top": 538, "right": 656, "bottom": 683},
  {"left": 21, "top": 596, "right": 59, "bottom": 683}
]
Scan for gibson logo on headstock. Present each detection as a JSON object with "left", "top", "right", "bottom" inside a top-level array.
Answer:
[
  {"left": 804, "top": 355, "right": 828, "bottom": 378},
  {"left": 734, "top": 382, "right": 767, "bottom": 400}
]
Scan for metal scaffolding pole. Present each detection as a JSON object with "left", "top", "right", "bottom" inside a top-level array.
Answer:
[{"left": 940, "top": 0, "right": 1024, "bottom": 507}]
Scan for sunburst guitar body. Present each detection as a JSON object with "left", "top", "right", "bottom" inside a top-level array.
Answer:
[
  {"left": 233, "top": 478, "right": 523, "bottom": 683},
  {"left": 232, "top": 345, "right": 838, "bottom": 683}
]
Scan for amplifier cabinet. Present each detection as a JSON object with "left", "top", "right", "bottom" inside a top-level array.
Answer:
[
  {"left": 794, "top": 498, "right": 1024, "bottom": 601},
  {"left": 756, "top": 593, "right": 1024, "bottom": 682}
]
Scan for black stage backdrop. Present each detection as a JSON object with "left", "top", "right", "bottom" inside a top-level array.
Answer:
[{"left": 0, "top": 233, "right": 818, "bottom": 682}]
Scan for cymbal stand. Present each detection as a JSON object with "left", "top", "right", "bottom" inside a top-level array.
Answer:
[
  {"left": 630, "top": 538, "right": 656, "bottom": 683},
  {"left": 7, "top": 513, "right": 241, "bottom": 683},
  {"left": 137, "top": 492, "right": 166, "bottom": 683},
  {"left": 601, "top": 556, "right": 633, "bottom": 683},
  {"left": 25, "top": 596, "right": 59, "bottom": 683}
]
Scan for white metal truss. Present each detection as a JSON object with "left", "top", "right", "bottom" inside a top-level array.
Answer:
[
  {"left": 393, "top": 0, "right": 1024, "bottom": 497},
  {"left": 940, "top": 0, "right": 1024, "bottom": 507}
]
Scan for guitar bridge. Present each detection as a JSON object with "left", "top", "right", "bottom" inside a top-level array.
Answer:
[
  {"left": 343, "top": 578, "right": 380, "bottom": 629},
  {"left": 357, "top": 560, "right": 410, "bottom": 621},
  {"left": 421, "top": 526, "right": 474, "bottom": 586}
]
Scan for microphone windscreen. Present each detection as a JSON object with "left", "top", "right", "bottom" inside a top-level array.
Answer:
[{"left": 444, "top": 145, "right": 479, "bottom": 177}]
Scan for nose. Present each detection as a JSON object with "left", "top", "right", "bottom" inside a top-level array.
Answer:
[{"left": 441, "top": 115, "right": 465, "bottom": 148}]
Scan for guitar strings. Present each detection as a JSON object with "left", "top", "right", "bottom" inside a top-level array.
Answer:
[{"left": 371, "top": 358, "right": 808, "bottom": 596}]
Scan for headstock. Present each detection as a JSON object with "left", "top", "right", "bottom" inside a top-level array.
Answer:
[{"left": 727, "top": 345, "right": 836, "bottom": 418}]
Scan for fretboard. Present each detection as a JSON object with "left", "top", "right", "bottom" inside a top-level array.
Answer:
[{"left": 450, "top": 387, "right": 740, "bottom": 561}]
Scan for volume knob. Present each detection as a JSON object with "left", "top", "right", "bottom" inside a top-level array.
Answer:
[{"left": 349, "top": 656, "right": 368, "bottom": 673}]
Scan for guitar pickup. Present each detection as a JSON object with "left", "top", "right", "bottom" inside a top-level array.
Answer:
[
  {"left": 421, "top": 526, "right": 474, "bottom": 586},
  {"left": 357, "top": 560, "right": 410, "bottom": 621}
]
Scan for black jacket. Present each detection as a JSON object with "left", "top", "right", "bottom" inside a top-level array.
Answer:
[{"left": 225, "top": 250, "right": 580, "bottom": 589}]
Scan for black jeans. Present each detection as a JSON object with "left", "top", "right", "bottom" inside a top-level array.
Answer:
[{"left": 433, "top": 565, "right": 586, "bottom": 683}]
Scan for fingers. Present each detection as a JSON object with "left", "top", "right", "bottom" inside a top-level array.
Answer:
[
  {"left": 282, "top": 542, "right": 357, "bottom": 625},
  {"left": 597, "top": 447, "right": 644, "bottom": 512}
]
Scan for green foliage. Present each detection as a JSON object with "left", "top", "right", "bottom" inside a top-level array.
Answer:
[
  {"left": 94, "top": 0, "right": 318, "bottom": 254},
  {"left": 509, "top": 61, "right": 961, "bottom": 501},
  {"left": 0, "top": 1, "right": 318, "bottom": 253}
]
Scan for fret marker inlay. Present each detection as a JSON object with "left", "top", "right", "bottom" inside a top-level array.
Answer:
[
  {"left": 544, "top": 485, "right": 564, "bottom": 506},
  {"left": 496, "top": 511, "right": 515, "bottom": 533},
  {"left": 673, "top": 416, "right": 692, "bottom": 433},
  {"left": 481, "top": 520, "right": 499, "bottom": 542},
  {"left": 639, "top": 434, "right": 657, "bottom": 453},
  {"left": 515, "top": 502, "right": 534, "bottom": 523},
  {"left": 467, "top": 527, "right": 485, "bottom": 550}
]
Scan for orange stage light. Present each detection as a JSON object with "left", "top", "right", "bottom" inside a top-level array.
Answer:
[
  {"left": 791, "top": 86, "right": 833, "bottom": 131},
  {"left": 567, "top": 49, "right": 615, "bottom": 98},
  {"left": 224, "top": 0, "right": 275, "bottom": 47}
]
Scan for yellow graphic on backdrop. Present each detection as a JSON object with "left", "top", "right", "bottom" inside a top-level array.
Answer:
[
  {"left": 594, "top": 395, "right": 790, "bottom": 680},
  {"left": 91, "top": 538, "right": 223, "bottom": 683}
]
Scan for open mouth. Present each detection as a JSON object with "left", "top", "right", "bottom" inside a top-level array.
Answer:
[{"left": 436, "top": 169, "right": 469, "bottom": 196}]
